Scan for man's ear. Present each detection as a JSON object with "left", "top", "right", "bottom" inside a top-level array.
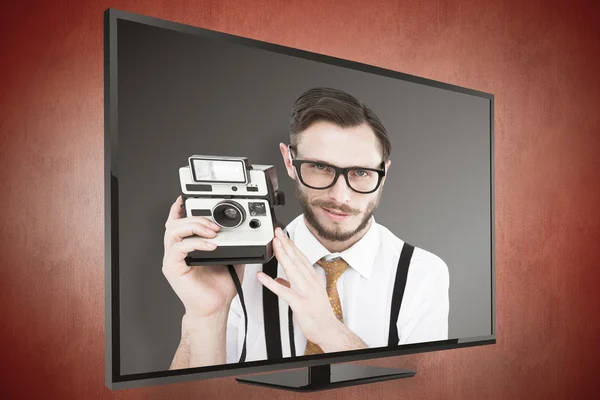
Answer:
[
  {"left": 279, "top": 143, "right": 297, "bottom": 180},
  {"left": 380, "top": 159, "right": 391, "bottom": 186}
]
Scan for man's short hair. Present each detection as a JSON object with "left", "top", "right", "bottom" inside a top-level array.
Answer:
[{"left": 289, "top": 87, "right": 392, "bottom": 161}]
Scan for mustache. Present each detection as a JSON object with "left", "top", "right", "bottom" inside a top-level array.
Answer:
[{"left": 311, "top": 200, "right": 359, "bottom": 215}]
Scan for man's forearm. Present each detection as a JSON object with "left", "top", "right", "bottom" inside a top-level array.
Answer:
[
  {"left": 169, "top": 310, "right": 230, "bottom": 370},
  {"left": 317, "top": 319, "right": 369, "bottom": 353}
]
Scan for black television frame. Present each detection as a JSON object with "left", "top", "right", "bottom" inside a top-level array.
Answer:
[{"left": 104, "top": 7, "right": 496, "bottom": 390}]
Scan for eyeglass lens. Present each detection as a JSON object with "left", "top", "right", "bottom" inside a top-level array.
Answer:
[{"left": 299, "top": 162, "right": 379, "bottom": 192}]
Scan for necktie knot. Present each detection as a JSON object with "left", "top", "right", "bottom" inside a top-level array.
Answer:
[{"left": 317, "top": 256, "right": 349, "bottom": 287}]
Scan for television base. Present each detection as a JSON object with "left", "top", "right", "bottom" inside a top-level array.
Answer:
[{"left": 235, "top": 363, "right": 416, "bottom": 392}]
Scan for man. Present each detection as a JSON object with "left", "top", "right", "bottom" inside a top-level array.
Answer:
[{"left": 163, "top": 87, "right": 449, "bottom": 369}]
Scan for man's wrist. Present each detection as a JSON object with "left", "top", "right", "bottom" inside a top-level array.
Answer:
[
  {"left": 315, "top": 317, "right": 368, "bottom": 353},
  {"left": 182, "top": 305, "right": 231, "bottom": 332},
  {"left": 173, "top": 308, "right": 231, "bottom": 369}
]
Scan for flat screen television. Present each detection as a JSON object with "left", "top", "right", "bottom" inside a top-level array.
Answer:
[{"left": 104, "top": 8, "right": 495, "bottom": 392}]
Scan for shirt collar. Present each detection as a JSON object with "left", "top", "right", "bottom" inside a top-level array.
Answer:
[{"left": 288, "top": 214, "right": 381, "bottom": 280}]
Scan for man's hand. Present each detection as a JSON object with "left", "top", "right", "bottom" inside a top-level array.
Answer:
[
  {"left": 256, "top": 227, "right": 368, "bottom": 352},
  {"left": 162, "top": 195, "right": 245, "bottom": 319},
  {"left": 163, "top": 195, "right": 245, "bottom": 369}
]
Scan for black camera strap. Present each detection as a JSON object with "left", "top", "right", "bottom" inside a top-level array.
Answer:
[
  {"left": 227, "top": 255, "right": 283, "bottom": 363},
  {"left": 225, "top": 221, "right": 286, "bottom": 363},
  {"left": 227, "top": 264, "right": 248, "bottom": 363}
]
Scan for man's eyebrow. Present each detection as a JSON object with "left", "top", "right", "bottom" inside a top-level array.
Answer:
[
  {"left": 297, "top": 156, "right": 382, "bottom": 170},
  {"left": 297, "top": 156, "right": 333, "bottom": 165}
]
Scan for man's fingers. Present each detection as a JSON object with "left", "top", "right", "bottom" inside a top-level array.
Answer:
[
  {"left": 164, "top": 222, "right": 219, "bottom": 249},
  {"left": 278, "top": 228, "right": 322, "bottom": 283},
  {"left": 273, "top": 237, "right": 309, "bottom": 293},
  {"left": 163, "top": 237, "right": 218, "bottom": 268},
  {"left": 164, "top": 196, "right": 221, "bottom": 230},
  {"left": 166, "top": 215, "right": 221, "bottom": 231},
  {"left": 257, "top": 271, "right": 297, "bottom": 304},
  {"left": 275, "top": 229, "right": 320, "bottom": 284},
  {"left": 166, "top": 195, "right": 184, "bottom": 224}
]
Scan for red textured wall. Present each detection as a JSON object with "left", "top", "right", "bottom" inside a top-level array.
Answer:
[{"left": 1, "top": 0, "right": 599, "bottom": 398}]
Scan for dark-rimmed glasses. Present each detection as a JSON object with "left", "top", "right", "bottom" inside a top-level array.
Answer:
[{"left": 288, "top": 145, "right": 386, "bottom": 194}]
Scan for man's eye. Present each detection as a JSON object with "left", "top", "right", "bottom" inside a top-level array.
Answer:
[
  {"left": 313, "top": 163, "right": 327, "bottom": 170},
  {"left": 352, "top": 170, "right": 370, "bottom": 178}
]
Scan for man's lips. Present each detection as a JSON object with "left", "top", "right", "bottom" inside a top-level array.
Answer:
[
  {"left": 319, "top": 206, "right": 356, "bottom": 222},
  {"left": 322, "top": 207, "right": 349, "bottom": 216}
]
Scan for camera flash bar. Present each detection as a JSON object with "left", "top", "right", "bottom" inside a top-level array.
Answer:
[{"left": 188, "top": 155, "right": 250, "bottom": 184}]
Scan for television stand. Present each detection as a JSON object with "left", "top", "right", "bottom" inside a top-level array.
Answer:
[{"left": 235, "top": 363, "right": 416, "bottom": 392}]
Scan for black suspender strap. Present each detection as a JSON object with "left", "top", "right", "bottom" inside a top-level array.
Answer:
[
  {"left": 227, "top": 264, "right": 247, "bottom": 363},
  {"left": 288, "top": 306, "right": 296, "bottom": 357},
  {"left": 388, "top": 242, "right": 415, "bottom": 347},
  {"left": 262, "top": 256, "right": 283, "bottom": 360}
]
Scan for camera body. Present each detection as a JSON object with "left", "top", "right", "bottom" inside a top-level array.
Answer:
[{"left": 179, "top": 155, "right": 285, "bottom": 266}]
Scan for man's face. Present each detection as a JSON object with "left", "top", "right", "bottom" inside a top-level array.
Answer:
[{"left": 279, "top": 120, "right": 391, "bottom": 242}]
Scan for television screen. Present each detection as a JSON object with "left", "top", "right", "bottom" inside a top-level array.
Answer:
[{"left": 105, "top": 8, "right": 495, "bottom": 391}]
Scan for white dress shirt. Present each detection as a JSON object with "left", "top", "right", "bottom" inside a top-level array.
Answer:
[{"left": 225, "top": 214, "right": 449, "bottom": 364}]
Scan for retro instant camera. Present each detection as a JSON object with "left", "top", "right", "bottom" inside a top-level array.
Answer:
[{"left": 179, "top": 155, "right": 285, "bottom": 266}]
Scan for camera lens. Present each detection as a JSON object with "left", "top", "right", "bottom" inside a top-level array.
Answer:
[
  {"left": 224, "top": 207, "right": 239, "bottom": 220},
  {"left": 213, "top": 201, "right": 245, "bottom": 228}
]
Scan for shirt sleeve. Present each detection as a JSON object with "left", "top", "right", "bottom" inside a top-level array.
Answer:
[
  {"left": 399, "top": 255, "right": 450, "bottom": 345},
  {"left": 225, "top": 294, "right": 241, "bottom": 364}
]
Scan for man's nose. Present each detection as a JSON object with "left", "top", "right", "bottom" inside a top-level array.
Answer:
[{"left": 327, "top": 174, "right": 352, "bottom": 205}]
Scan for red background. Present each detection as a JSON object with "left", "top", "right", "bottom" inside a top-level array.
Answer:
[{"left": 1, "top": 0, "right": 599, "bottom": 398}]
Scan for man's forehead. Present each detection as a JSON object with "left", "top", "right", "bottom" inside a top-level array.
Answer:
[{"left": 295, "top": 121, "right": 383, "bottom": 166}]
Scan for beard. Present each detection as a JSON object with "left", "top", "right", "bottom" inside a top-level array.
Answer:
[{"left": 295, "top": 181, "right": 382, "bottom": 242}]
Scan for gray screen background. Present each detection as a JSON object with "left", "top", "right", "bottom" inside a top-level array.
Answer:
[{"left": 116, "top": 19, "right": 492, "bottom": 375}]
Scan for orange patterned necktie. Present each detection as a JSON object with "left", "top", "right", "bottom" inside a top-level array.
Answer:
[{"left": 304, "top": 256, "right": 349, "bottom": 355}]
